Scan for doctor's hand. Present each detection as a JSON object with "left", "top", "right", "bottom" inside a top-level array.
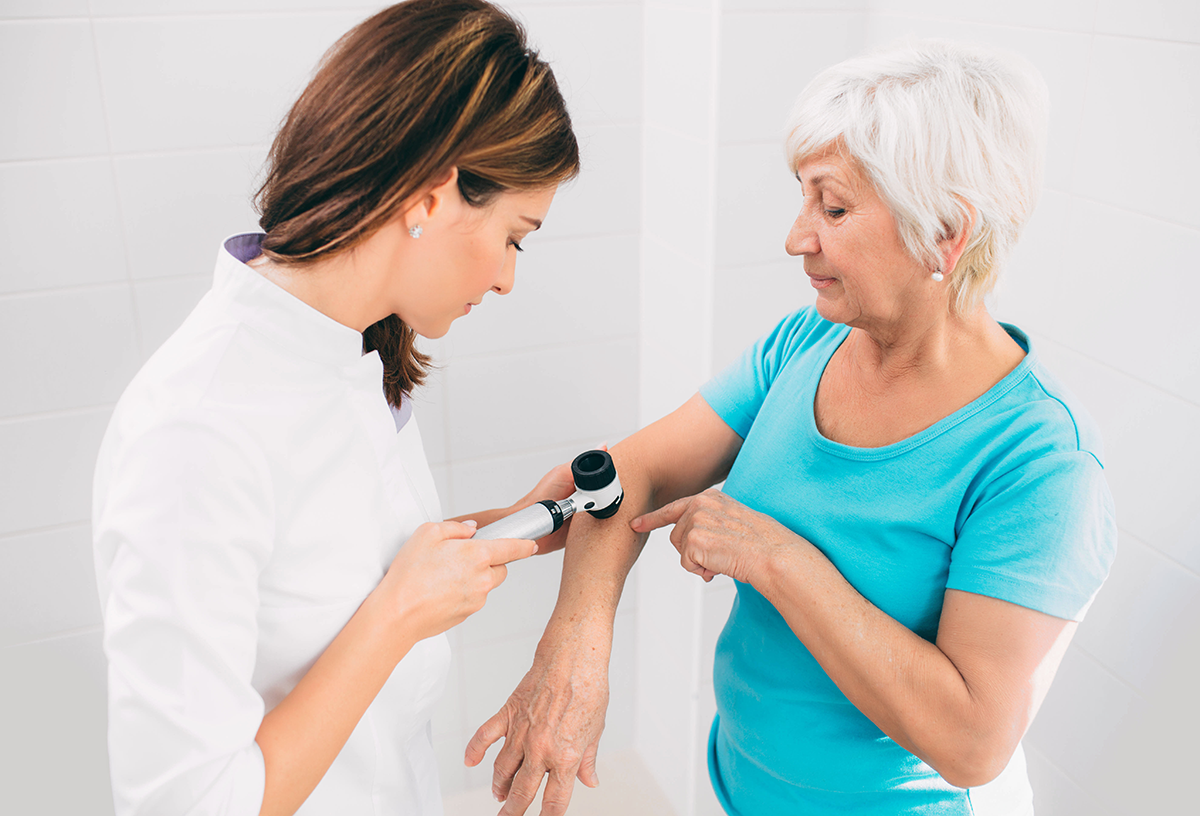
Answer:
[
  {"left": 631, "top": 489, "right": 798, "bottom": 586},
  {"left": 374, "top": 521, "right": 537, "bottom": 643},
  {"left": 506, "top": 444, "right": 608, "bottom": 556}
]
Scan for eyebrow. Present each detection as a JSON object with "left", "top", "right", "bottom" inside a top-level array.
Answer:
[
  {"left": 521, "top": 216, "right": 543, "bottom": 230},
  {"left": 796, "top": 171, "right": 851, "bottom": 195}
]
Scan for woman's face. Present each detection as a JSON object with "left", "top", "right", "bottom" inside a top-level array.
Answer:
[
  {"left": 388, "top": 182, "right": 557, "bottom": 339},
  {"left": 785, "top": 152, "right": 934, "bottom": 334}
]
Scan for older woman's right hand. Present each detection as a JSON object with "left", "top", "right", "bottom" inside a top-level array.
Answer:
[{"left": 375, "top": 521, "right": 538, "bottom": 643}]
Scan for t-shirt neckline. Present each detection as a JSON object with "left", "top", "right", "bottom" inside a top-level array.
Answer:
[{"left": 807, "top": 322, "right": 1036, "bottom": 461}]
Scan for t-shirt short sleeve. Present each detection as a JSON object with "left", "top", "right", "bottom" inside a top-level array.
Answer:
[
  {"left": 947, "top": 450, "right": 1117, "bottom": 621},
  {"left": 701, "top": 308, "right": 825, "bottom": 438}
]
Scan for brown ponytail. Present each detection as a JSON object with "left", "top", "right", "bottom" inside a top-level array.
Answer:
[{"left": 256, "top": 0, "right": 579, "bottom": 406}]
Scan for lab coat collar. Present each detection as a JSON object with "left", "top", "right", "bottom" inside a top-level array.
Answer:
[{"left": 214, "top": 233, "right": 380, "bottom": 379}]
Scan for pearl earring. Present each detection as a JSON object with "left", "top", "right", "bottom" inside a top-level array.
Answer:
[
  {"left": 931, "top": 267, "right": 944, "bottom": 282},
  {"left": 409, "top": 225, "right": 423, "bottom": 239}
]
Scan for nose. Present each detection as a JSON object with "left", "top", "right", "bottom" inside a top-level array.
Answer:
[
  {"left": 493, "top": 250, "right": 517, "bottom": 296},
  {"left": 785, "top": 209, "right": 819, "bottom": 256}
]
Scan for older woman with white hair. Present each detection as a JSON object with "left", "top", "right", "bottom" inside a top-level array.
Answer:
[{"left": 467, "top": 41, "right": 1117, "bottom": 815}]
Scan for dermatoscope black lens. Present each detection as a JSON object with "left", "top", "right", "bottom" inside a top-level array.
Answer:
[{"left": 571, "top": 450, "right": 615, "bottom": 491}]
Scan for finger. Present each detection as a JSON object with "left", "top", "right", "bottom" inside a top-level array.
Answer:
[
  {"left": 576, "top": 741, "right": 600, "bottom": 788},
  {"left": 499, "top": 763, "right": 546, "bottom": 816},
  {"left": 629, "top": 495, "right": 692, "bottom": 533},
  {"left": 489, "top": 562, "right": 509, "bottom": 590},
  {"left": 491, "top": 735, "right": 526, "bottom": 803},
  {"left": 484, "top": 537, "right": 539, "bottom": 566},
  {"left": 439, "top": 519, "right": 482, "bottom": 539},
  {"left": 538, "top": 769, "right": 577, "bottom": 816},
  {"left": 465, "top": 709, "right": 509, "bottom": 767},
  {"left": 679, "top": 547, "right": 706, "bottom": 577}
]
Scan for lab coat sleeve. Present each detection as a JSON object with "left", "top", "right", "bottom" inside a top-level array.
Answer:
[{"left": 95, "top": 412, "right": 275, "bottom": 816}]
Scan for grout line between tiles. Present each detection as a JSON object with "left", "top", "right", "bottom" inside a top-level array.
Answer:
[{"left": 0, "top": 521, "right": 91, "bottom": 543}]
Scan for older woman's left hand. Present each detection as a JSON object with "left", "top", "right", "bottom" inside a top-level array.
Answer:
[{"left": 630, "top": 489, "right": 799, "bottom": 585}]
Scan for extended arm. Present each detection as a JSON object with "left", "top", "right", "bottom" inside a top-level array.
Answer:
[{"left": 465, "top": 394, "right": 743, "bottom": 815}]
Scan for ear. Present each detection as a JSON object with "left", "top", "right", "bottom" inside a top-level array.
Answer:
[
  {"left": 939, "top": 200, "right": 977, "bottom": 275},
  {"left": 400, "top": 166, "right": 461, "bottom": 230}
]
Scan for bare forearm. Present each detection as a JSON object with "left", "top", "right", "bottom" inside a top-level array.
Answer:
[
  {"left": 757, "top": 547, "right": 1014, "bottom": 787},
  {"left": 550, "top": 399, "right": 738, "bottom": 628},
  {"left": 255, "top": 594, "right": 416, "bottom": 816}
]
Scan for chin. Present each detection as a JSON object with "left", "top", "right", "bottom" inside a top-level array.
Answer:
[{"left": 813, "top": 297, "right": 846, "bottom": 324}]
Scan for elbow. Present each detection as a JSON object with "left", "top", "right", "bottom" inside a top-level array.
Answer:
[{"left": 931, "top": 742, "right": 1015, "bottom": 790}]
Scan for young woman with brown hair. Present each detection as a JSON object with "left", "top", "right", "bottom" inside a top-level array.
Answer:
[{"left": 91, "top": 2, "right": 579, "bottom": 815}]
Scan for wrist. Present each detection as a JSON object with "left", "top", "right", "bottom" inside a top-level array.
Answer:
[
  {"left": 361, "top": 588, "right": 421, "bottom": 662},
  {"left": 536, "top": 608, "right": 615, "bottom": 666}
]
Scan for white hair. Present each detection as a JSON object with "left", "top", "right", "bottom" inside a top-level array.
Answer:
[{"left": 785, "top": 39, "right": 1049, "bottom": 314}]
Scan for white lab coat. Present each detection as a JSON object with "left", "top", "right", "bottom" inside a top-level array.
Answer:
[{"left": 93, "top": 233, "right": 450, "bottom": 816}]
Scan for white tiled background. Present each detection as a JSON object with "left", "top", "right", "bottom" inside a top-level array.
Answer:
[{"left": 1, "top": 1, "right": 1196, "bottom": 814}]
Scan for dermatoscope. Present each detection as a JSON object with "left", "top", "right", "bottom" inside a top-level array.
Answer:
[{"left": 473, "top": 450, "right": 623, "bottom": 541}]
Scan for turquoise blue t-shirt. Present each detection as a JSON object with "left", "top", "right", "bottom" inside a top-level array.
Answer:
[{"left": 699, "top": 308, "right": 1116, "bottom": 815}]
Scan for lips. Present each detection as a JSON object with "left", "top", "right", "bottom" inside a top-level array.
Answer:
[{"left": 806, "top": 272, "right": 836, "bottom": 289}]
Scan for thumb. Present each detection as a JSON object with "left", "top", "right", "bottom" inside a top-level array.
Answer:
[
  {"left": 576, "top": 740, "right": 601, "bottom": 788},
  {"left": 465, "top": 708, "right": 509, "bottom": 766}
]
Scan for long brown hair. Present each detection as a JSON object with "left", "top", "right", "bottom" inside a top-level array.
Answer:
[{"left": 256, "top": 0, "right": 579, "bottom": 406}]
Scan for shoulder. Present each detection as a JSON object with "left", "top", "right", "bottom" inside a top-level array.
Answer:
[
  {"left": 986, "top": 341, "right": 1105, "bottom": 470},
  {"left": 102, "top": 305, "right": 285, "bottom": 482},
  {"left": 749, "top": 305, "right": 845, "bottom": 372}
]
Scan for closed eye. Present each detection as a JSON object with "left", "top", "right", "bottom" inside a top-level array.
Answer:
[{"left": 509, "top": 239, "right": 524, "bottom": 252}]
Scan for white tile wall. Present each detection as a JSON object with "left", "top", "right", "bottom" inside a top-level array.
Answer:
[
  {"left": 1095, "top": 0, "right": 1200, "bottom": 45},
  {"left": 1056, "top": 198, "right": 1200, "bottom": 404},
  {"left": 0, "top": 525, "right": 101, "bottom": 647},
  {"left": 443, "top": 338, "right": 638, "bottom": 461},
  {"left": 713, "top": 141, "right": 803, "bottom": 267},
  {"left": 1071, "top": 35, "right": 1200, "bottom": 229},
  {"left": 114, "top": 148, "right": 265, "bottom": 280},
  {"left": 1074, "top": 532, "right": 1200, "bottom": 696},
  {"left": 0, "top": 159, "right": 128, "bottom": 294},
  {"left": 644, "top": 4, "right": 714, "bottom": 136},
  {"left": 132, "top": 275, "right": 213, "bottom": 357},
  {"left": 643, "top": 126, "right": 714, "bottom": 264},
  {"left": 639, "top": 239, "right": 711, "bottom": 419},
  {"left": 91, "top": 13, "right": 363, "bottom": 153},
  {"left": 0, "top": 631, "right": 114, "bottom": 816},
  {"left": 0, "top": 0, "right": 89, "bottom": 17},
  {"left": 1024, "top": 648, "right": 1139, "bottom": 810},
  {"left": 866, "top": 0, "right": 1100, "bottom": 33},
  {"left": 0, "top": 20, "right": 108, "bottom": 161},
  {"left": 1024, "top": 745, "right": 1122, "bottom": 816},
  {"left": 89, "top": 0, "right": 380, "bottom": 14},
  {"left": 717, "top": 11, "right": 865, "bottom": 144},
  {"left": 448, "top": 442, "right": 601, "bottom": 519},
  {"left": 545, "top": 124, "right": 642, "bottom": 240},
  {"left": 0, "top": 287, "right": 141, "bottom": 417},
  {"left": 0, "top": 408, "right": 112, "bottom": 535},
  {"left": 448, "top": 233, "right": 639, "bottom": 360},
  {"left": 515, "top": 2, "right": 642, "bottom": 126}
]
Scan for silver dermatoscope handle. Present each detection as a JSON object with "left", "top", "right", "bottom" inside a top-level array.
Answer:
[{"left": 473, "top": 450, "right": 623, "bottom": 541}]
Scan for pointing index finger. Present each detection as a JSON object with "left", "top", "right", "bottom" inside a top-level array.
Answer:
[{"left": 630, "top": 495, "right": 691, "bottom": 533}]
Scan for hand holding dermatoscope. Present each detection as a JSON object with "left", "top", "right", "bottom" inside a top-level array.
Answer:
[{"left": 473, "top": 450, "right": 623, "bottom": 542}]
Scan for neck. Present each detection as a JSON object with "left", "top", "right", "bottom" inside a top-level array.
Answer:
[
  {"left": 847, "top": 305, "right": 1016, "bottom": 386},
  {"left": 249, "top": 250, "right": 386, "bottom": 334}
]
